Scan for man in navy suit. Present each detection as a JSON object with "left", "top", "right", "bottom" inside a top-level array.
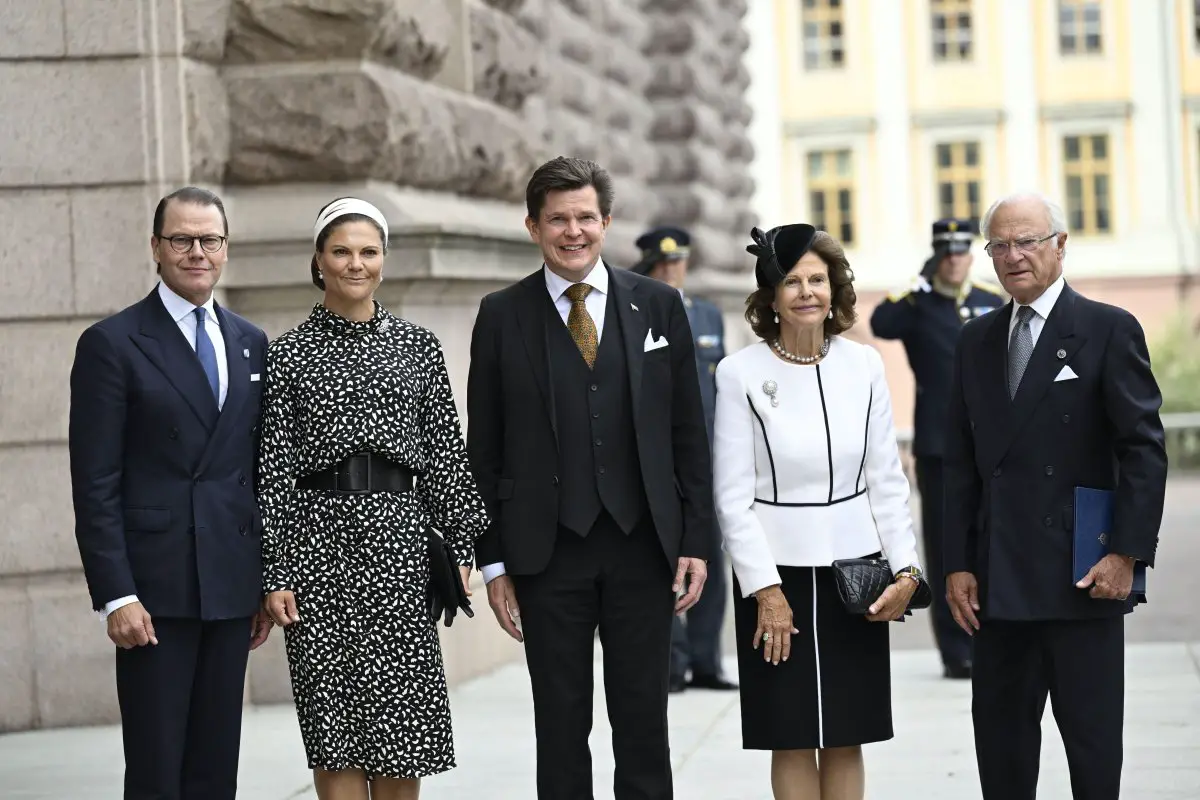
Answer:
[
  {"left": 943, "top": 192, "right": 1167, "bottom": 799},
  {"left": 631, "top": 225, "right": 736, "bottom": 694},
  {"left": 68, "top": 186, "right": 273, "bottom": 800}
]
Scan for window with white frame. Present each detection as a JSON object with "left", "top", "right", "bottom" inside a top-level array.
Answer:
[
  {"left": 931, "top": 0, "right": 973, "bottom": 62},
  {"left": 807, "top": 149, "right": 855, "bottom": 245},
  {"left": 801, "top": 0, "right": 845, "bottom": 70},
  {"left": 1058, "top": 0, "right": 1102, "bottom": 55},
  {"left": 935, "top": 141, "right": 983, "bottom": 222},
  {"left": 1062, "top": 134, "right": 1111, "bottom": 234}
]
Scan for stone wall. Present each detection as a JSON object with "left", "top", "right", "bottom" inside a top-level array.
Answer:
[{"left": 0, "top": 0, "right": 755, "bottom": 731}]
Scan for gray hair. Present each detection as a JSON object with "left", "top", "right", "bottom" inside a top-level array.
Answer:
[{"left": 979, "top": 192, "right": 1068, "bottom": 240}]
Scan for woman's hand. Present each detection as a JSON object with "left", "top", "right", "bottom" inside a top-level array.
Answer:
[
  {"left": 866, "top": 577, "right": 918, "bottom": 622},
  {"left": 753, "top": 585, "right": 799, "bottom": 665},
  {"left": 459, "top": 565, "right": 473, "bottom": 597},
  {"left": 265, "top": 590, "right": 301, "bottom": 627}
]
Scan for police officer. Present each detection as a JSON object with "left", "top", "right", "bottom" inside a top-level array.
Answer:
[
  {"left": 870, "top": 218, "right": 1005, "bottom": 680},
  {"left": 632, "top": 225, "right": 736, "bottom": 693}
]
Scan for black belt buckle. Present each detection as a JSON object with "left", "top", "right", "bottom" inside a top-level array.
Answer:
[{"left": 335, "top": 454, "right": 371, "bottom": 493}]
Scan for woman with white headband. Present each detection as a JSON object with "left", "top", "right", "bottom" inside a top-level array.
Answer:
[{"left": 256, "top": 197, "right": 488, "bottom": 798}]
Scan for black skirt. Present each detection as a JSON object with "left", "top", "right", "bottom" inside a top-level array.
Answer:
[{"left": 733, "top": 564, "right": 894, "bottom": 750}]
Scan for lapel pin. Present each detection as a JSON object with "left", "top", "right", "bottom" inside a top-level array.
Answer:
[
  {"left": 243, "top": 348, "right": 250, "bottom": 359},
  {"left": 631, "top": 303, "right": 639, "bottom": 312},
  {"left": 1057, "top": 349, "right": 1066, "bottom": 359}
]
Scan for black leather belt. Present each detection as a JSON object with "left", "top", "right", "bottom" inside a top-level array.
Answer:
[{"left": 294, "top": 453, "right": 414, "bottom": 494}]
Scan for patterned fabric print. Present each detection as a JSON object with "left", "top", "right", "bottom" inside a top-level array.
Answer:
[
  {"left": 565, "top": 283, "right": 598, "bottom": 368},
  {"left": 1008, "top": 305, "right": 1035, "bottom": 399},
  {"left": 257, "top": 301, "right": 488, "bottom": 779}
]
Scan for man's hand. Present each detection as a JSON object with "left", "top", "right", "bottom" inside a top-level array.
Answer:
[
  {"left": 107, "top": 601, "right": 158, "bottom": 649},
  {"left": 946, "top": 571, "right": 981, "bottom": 635},
  {"left": 1076, "top": 553, "right": 1135, "bottom": 600},
  {"left": 459, "top": 565, "right": 473, "bottom": 597},
  {"left": 249, "top": 609, "right": 273, "bottom": 650},
  {"left": 265, "top": 590, "right": 301, "bottom": 627},
  {"left": 486, "top": 575, "right": 522, "bottom": 642},
  {"left": 674, "top": 557, "right": 707, "bottom": 614}
]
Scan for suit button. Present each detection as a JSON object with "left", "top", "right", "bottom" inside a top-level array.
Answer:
[
  {"left": 1045, "top": 466, "right": 1054, "bottom": 476},
  {"left": 552, "top": 475, "right": 559, "bottom": 486},
  {"left": 169, "top": 428, "right": 179, "bottom": 440},
  {"left": 598, "top": 466, "right": 606, "bottom": 475},
  {"left": 992, "top": 468, "right": 1002, "bottom": 477},
  {"left": 1062, "top": 414, "right": 1070, "bottom": 423},
  {"left": 592, "top": 412, "right": 600, "bottom": 419},
  {"left": 590, "top": 384, "right": 598, "bottom": 392},
  {"left": 1044, "top": 516, "right": 1054, "bottom": 527},
  {"left": 239, "top": 475, "right": 247, "bottom": 486},
  {"left": 239, "top": 524, "right": 247, "bottom": 536},
  {"left": 193, "top": 477, "right": 201, "bottom": 485},
  {"left": 594, "top": 439, "right": 602, "bottom": 447}
]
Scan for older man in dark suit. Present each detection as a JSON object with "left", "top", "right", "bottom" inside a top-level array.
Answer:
[
  {"left": 467, "top": 157, "right": 714, "bottom": 799},
  {"left": 69, "top": 187, "right": 272, "bottom": 800},
  {"left": 943, "top": 192, "right": 1168, "bottom": 800}
]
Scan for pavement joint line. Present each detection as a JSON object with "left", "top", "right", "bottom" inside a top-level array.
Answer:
[
  {"left": 1188, "top": 641, "right": 1200, "bottom": 680},
  {"left": 672, "top": 694, "right": 741, "bottom": 771},
  {"left": 283, "top": 783, "right": 315, "bottom": 799}
]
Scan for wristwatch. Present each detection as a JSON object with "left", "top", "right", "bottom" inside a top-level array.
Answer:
[{"left": 895, "top": 566, "right": 923, "bottom": 584}]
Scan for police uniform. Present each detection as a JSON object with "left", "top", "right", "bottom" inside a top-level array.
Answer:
[
  {"left": 869, "top": 218, "right": 1005, "bottom": 678},
  {"left": 632, "top": 226, "right": 734, "bottom": 692}
]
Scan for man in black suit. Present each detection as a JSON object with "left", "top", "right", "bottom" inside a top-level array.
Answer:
[
  {"left": 69, "top": 187, "right": 273, "bottom": 800},
  {"left": 943, "top": 192, "right": 1168, "bottom": 800},
  {"left": 467, "top": 157, "right": 714, "bottom": 799}
]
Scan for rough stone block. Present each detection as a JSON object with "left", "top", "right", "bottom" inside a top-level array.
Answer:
[
  {"left": 226, "top": 63, "right": 541, "bottom": 203},
  {"left": 0, "top": 583, "right": 35, "bottom": 732},
  {"left": 725, "top": 129, "right": 754, "bottom": 163},
  {"left": 599, "top": 0, "right": 646, "bottom": 42},
  {"left": 549, "top": 0, "right": 594, "bottom": 65},
  {"left": 182, "top": 0, "right": 234, "bottom": 62},
  {"left": 0, "top": 191, "right": 73, "bottom": 319},
  {"left": 645, "top": 59, "right": 722, "bottom": 104},
  {"left": 0, "top": 62, "right": 149, "bottom": 187},
  {"left": 0, "top": 320, "right": 89, "bottom": 445},
  {"left": 64, "top": 0, "right": 144, "bottom": 56},
  {"left": 0, "top": 0, "right": 66, "bottom": 58},
  {"left": 601, "top": 82, "right": 653, "bottom": 135},
  {"left": 654, "top": 183, "right": 729, "bottom": 229},
  {"left": 481, "top": 0, "right": 525, "bottom": 11},
  {"left": 543, "top": 56, "right": 607, "bottom": 118},
  {"left": 650, "top": 100, "right": 726, "bottom": 148},
  {"left": 655, "top": 142, "right": 727, "bottom": 187},
  {"left": 71, "top": 186, "right": 157, "bottom": 317},
  {"left": 186, "top": 61, "right": 230, "bottom": 185},
  {"left": 226, "top": 0, "right": 455, "bottom": 80},
  {"left": 600, "top": 39, "right": 652, "bottom": 91},
  {"left": 29, "top": 577, "right": 121, "bottom": 727},
  {"left": 515, "top": 0, "right": 547, "bottom": 37},
  {"left": 544, "top": 108, "right": 602, "bottom": 164},
  {"left": 0, "top": 445, "right": 78, "bottom": 577},
  {"left": 469, "top": 1, "right": 541, "bottom": 111}
]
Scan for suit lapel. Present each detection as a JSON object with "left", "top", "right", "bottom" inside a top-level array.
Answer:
[
  {"left": 1006, "top": 285, "right": 1082, "bottom": 449},
  {"left": 975, "top": 304, "right": 1014, "bottom": 471},
  {"left": 196, "top": 304, "right": 250, "bottom": 474},
  {"left": 131, "top": 290, "right": 218, "bottom": 431},
  {"left": 515, "top": 270, "right": 558, "bottom": 447},
  {"left": 609, "top": 267, "right": 648, "bottom": 429}
]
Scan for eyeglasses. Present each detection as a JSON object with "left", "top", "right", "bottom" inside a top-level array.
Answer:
[
  {"left": 161, "top": 234, "right": 227, "bottom": 254},
  {"left": 983, "top": 233, "right": 1057, "bottom": 258}
]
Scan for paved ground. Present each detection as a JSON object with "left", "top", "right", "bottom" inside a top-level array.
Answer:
[{"left": 3, "top": 478, "right": 1197, "bottom": 798}]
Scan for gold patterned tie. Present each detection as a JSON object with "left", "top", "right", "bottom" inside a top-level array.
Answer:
[{"left": 564, "top": 283, "right": 598, "bottom": 368}]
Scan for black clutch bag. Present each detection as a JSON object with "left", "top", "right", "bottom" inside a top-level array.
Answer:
[
  {"left": 830, "top": 557, "right": 932, "bottom": 616},
  {"left": 426, "top": 529, "right": 474, "bottom": 628}
]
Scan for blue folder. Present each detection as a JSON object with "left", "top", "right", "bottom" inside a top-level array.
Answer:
[{"left": 1073, "top": 487, "right": 1146, "bottom": 599}]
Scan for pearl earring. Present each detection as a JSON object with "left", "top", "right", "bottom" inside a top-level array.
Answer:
[
  {"left": 773, "top": 311, "right": 779, "bottom": 324},
  {"left": 827, "top": 309, "right": 833, "bottom": 320}
]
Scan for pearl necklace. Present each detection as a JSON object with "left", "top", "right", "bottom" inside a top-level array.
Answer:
[{"left": 772, "top": 336, "right": 829, "bottom": 364}]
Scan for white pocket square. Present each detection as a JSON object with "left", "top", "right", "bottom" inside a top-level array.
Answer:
[
  {"left": 1054, "top": 365, "right": 1078, "bottom": 382},
  {"left": 250, "top": 373, "right": 261, "bottom": 382},
  {"left": 643, "top": 330, "right": 669, "bottom": 352}
]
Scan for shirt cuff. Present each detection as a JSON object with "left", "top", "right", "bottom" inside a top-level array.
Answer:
[
  {"left": 103, "top": 595, "right": 139, "bottom": 618},
  {"left": 480, "top": 563, "right": 507, "bottom": 584}
]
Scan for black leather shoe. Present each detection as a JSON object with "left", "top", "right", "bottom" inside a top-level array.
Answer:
[
  {"left": 669, "top": 676, "right": 687, "bottom": 693},
  {"left": 943, "top": 661, "right": 972, "bottom": 680},
  {"left": 687, "top": 673, "right": 739, "bottom": 691}
]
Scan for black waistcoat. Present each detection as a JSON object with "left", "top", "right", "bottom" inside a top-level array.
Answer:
[{"left": 547, "top": 291, "right": 648, "bottom": 536}]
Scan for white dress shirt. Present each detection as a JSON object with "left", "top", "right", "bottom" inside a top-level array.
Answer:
[
  {"left": 713, "top": 338, "right": 922, "bottom": 597},
  {"left": 104, "top": 282, "right": 229, "bottom": 618},
  {"left": 1008, "top": 274, "right": 1065, "bottom": 350},
  {"left": 480, "top": 259, "right": 609, "bottom": 585}
]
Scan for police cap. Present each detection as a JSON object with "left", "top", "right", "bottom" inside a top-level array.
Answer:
[
  {"left": 631, "top": 226, "right": 690, "bottom": 275},
  {"left": 931, "top": 218, "right": 977, "bottom": 254}
]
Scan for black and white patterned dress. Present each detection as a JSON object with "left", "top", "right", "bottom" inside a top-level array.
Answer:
[{"left": 257, "top": 301, "right": 488, "bottom": 779}]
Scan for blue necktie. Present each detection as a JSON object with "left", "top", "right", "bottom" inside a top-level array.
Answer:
[{"left": 194, "top": 307, "right": 220, "bottom": 405}]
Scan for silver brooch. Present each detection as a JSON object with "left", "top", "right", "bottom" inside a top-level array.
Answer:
[
  {"left": 1057, "top": 348, "right": 1066, "bottom": 359},
  {"left": 762, "top": 379, "right": 779, "bottom": 408}
]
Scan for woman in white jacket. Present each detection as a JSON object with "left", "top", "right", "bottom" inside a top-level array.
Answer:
[{"left": 714, "top": 224, "right": 925, "bottom": 800}]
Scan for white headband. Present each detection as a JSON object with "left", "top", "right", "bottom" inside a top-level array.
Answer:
[{"left": 313, "top": 198, "right": 389, "bottom": 248}]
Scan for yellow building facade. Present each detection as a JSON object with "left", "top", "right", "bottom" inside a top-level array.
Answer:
[{"left": 748, "top": 0, "right": 1200, "bottom": 290}]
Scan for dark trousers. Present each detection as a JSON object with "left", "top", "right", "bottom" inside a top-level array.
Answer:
[
  {"left": 669, "top": 520, "right": 726, "bottom": 682},
  {"left": 116, "top": 616, "right": 252, "bottom": 800},
  {"left": 513, "top": 511, "right": 676, "bottom": 800},
  {"left": 915, "top": 457, "right": 971, "bottom": 665},
  {"left": 972, "top": 616, "right": 1125, "bottom": 800}
]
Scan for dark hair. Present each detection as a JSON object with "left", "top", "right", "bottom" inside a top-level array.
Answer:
[
  {"left": 525, "top": 156, "right": 614, "bottom": 221},
  {"left": 745, "top": 230, "right": 858, "bottom": 341},
  {"left": 152, "top": 186, "right": 228, "bottom": 238},
  {"left": 310, "top": 198, "right": 387, "bottom": 290}
]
